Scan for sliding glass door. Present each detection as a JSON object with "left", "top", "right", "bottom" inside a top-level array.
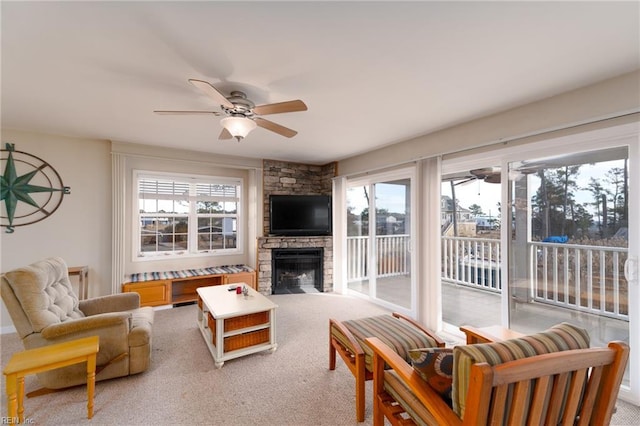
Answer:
[
  {"left": 508, "top": 145, "right": 633, "bottom": 390},
  {"left": 346, "top": 169, "right": 415, "bottom": 312},
  {"left": 439, "top": 123, "right": 638, "bottom": 403},
  {"left": 441, "top": 165, "right": 502, "bottom": 329}
]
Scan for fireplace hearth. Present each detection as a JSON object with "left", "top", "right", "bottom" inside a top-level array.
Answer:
[
  {"left": 257, "top": 236, "right": 332, "bottom": 294},
  {"left": 272, "top": 248, "right": 323, "bottom": 294}
]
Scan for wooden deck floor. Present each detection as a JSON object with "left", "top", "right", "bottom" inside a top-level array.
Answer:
[{"left": 348, "top": 275, "right": 629, "bottom": 350}]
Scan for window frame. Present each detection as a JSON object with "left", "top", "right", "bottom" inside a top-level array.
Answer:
[{"left": 133, "top": 170, "right": 243, "bottom": 261}]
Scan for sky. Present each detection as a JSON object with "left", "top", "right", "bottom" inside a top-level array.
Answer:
[
  {"left": 347, "top": 183, "right": 409, "bottom": 216},
  {"left": 443, "top": 158, "right": 626, "bottom": 219},
  {"left": 347, "top": 157, "right": 626, "bottom": 221},
  {"left": 444, "top": 179, "right": 501, "bottom": 218}
]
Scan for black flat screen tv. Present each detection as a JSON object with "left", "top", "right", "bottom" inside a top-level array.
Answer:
[{"left": 269, "top": 195, "right": 332, "bottom": 236}]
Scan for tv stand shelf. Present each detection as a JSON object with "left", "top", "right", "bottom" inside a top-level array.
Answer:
[{"left": 122, "top": 266, "right": 256, "bottom": 307}]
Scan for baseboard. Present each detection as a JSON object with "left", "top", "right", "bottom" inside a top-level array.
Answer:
[
  {"left": 153, "top": 304, "right": 173, "bottom": 311},
  {"left": 1, "top": 324, "right": 17, "bottom": 335}
]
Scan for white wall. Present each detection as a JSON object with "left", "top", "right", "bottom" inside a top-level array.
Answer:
[
  {"left": 338, "top": 70, "right": 640, "bottom": 177},
  {"left": 1, "top": 136, "right": 264, "bottom": 332},
  {"left": 1, "top": 131, "right": 111, "bottom": 332}
]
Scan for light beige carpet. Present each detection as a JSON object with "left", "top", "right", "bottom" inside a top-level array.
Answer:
[
  {"left": 1, "top": 293, "right": 390, "bottom": 425},
  {"left": 1, "top": 292, "right": 638, "bottom": 425}
]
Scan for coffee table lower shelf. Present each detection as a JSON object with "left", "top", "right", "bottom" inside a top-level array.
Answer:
[{"left": 197, "top": 287, "right": 277, "bottom": 368}]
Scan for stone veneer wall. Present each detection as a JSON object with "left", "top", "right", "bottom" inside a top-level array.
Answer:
[
  {"left": 258, "top": 159, "right": 337, "bottom": 293},
  {"left": 262, "top": 159, "right": 337, "bottom": 236},
  {"left": 256, "top": 236, "right": 333, "bottom": 294}
]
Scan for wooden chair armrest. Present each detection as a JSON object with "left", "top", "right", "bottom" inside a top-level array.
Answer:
[
  {"left": 365, "top": 337, "right": 462, "bottom": 426},
  {"left": 329, "top": 318, "right": 364, "bottom": 355},
  {"left": 392, "top": 312, "right": 446, "bottom": 348},
  {"left": 459, "top": 325, "right": 524, "bottom": 344}
]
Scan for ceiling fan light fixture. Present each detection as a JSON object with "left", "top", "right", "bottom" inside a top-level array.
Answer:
[
  {"left": 158, "top": 79, "right": 305, "bottom": 139},
  {"left": 220, "top": 116, "right": 256, "bottom": 141}
]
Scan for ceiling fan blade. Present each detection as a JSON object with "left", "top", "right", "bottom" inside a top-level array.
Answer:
[
  {"left": 470, "top": 167, "right": 501, "bottom": 183},
  {"left": 219, "top": 128, "right": 233, "bottom": 140},
  {"left": 188, "top": 79, "right": 234, "bottom": 109},
  {"left": 253, "top": 100, "right": 307, "bottom": 116},
  {"left": 254, "top": 118, "right": 298, "bottom": 138},
  {"left": 154, "top": 110, "right": 220, "bottom": 116}
]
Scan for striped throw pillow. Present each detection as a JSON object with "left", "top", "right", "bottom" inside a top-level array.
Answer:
[{"left": 452, "top": 322, "right": 590, "bottom": 418}]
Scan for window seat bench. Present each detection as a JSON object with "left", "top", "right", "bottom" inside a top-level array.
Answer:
[{"left": 122, "top": 265, "right": 256, "bottom": 307}]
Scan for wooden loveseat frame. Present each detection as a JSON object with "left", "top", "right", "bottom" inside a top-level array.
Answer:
[
  {"left": 329, "top": 313, "right": 445, "bottom": 422},
  {"left": 365, "top": 333, "right": 630, "bottom": 425}
]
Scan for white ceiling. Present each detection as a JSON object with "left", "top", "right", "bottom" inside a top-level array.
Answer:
[{"left": 2, "top": 1, "right": 639, "bottom": 165}]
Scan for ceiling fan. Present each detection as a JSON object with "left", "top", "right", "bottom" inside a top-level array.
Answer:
[
  {"left": 470, "top": 167, "right": 501, "bottom": 183},
  {"left": 154, "top": 79, "right": 308, "bottom": 142}
]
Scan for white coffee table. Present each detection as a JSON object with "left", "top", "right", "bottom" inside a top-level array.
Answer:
[{"left": 196, "top": 285, "right": 278, "bottom": 368}]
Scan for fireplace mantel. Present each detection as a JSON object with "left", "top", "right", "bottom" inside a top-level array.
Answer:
[{"left": 257, "top": 236, "right": 333, "bottom": 294}]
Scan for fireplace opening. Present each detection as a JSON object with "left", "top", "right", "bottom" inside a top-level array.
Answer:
[{"left": 272, "top": 248, "right": 323, "bottom": 294}]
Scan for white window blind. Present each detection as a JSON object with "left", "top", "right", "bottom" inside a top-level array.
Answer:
[{"left": 135, "top": 172, "right": 242, "bottom": 259}]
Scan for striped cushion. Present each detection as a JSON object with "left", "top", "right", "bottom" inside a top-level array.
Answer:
[
  {"left": 384, "top": 370, "right": 435, "bottom": 426},
  {"left": 127, "top": 265, "right": 254, "bottom": 283},
  {"left": 452, "top": 322, "right": 590, "bottom": 418},
  {"left": 332, "top": 315, "right": 440, "bottom": 372}
]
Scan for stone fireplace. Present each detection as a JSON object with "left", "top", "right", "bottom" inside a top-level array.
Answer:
[
  {"left": 256, "top": 159, "right": 336, "bottom": 294},
  {"left": 272, "top": 248, "right": 323, "bottom": 294},
  {"left": 257, "top": 236, "right": 333, "bottom": 294}
]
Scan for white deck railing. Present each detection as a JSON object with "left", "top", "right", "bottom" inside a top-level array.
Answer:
[
  {"left": 530, "top": 241, "right": 628, "bottom": 320},
  {"left": 442, "top": 236, "right": 502, "bottom": 293},
  {"left": 346, "top": 235, "right": 410, "bottom": 281},
  {"left": 348, "top": 235, "right": 629, "bottom": 321}
]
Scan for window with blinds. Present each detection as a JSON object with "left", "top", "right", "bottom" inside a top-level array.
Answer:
[{"left": 136, "top": 171, "right": 241, "bottom": 258}]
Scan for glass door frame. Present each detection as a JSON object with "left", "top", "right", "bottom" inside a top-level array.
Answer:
[
  {"left": 496, "top": 122, "right": 639, "bottom": 404},
  {"left": 439, "top": 121, "right": 638, "bottom": 403},
  {"left": 345, "top": 166, "right": 418, "bottom": 316}
]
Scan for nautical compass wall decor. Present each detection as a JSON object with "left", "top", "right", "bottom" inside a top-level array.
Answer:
[{"left": 1, "top": 143, "right": 71, "bottom": 233}]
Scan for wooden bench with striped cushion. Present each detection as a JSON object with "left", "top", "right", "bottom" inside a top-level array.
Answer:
[{"left": 329, "top": 313, "right": 444, "bottom": 422}]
